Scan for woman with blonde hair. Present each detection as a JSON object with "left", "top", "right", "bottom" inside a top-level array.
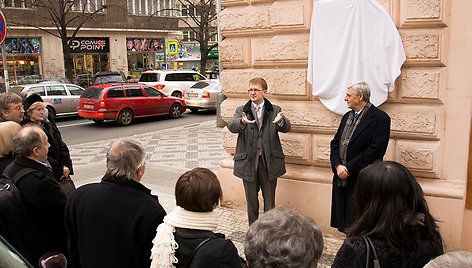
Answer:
[{"left": 0, "top": 121, "right": 22, "bottom": 174}]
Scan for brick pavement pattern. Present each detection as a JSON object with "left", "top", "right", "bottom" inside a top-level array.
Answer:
[{"left": 69, "top": 120, "right": 343, "bottom": 267}]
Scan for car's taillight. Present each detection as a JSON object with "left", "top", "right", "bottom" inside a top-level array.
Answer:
[
  {"left": 202, "top": 91, "right": 210, "bottom": 98},
  {"left": 99, "top": 101, "right": 105, "bottom": 108},
  {"left": 155, "top": 84, "right": 165, "bottom": 90}
]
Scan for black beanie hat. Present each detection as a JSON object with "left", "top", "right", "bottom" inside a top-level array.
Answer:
[{"left": 23, "top": 92, "right": 44, "bottom": 112}]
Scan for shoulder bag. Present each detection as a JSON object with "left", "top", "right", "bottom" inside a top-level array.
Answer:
[{"left": 362, "top": 236, "right": 380, "bottom": 268}]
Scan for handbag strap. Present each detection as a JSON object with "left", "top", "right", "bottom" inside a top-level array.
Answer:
[
  {"left": 185, "top": 237, "right": 213, "bottom": 268},
  {"left": 363, "top": 236, "right": 380, "bottom": 268}
]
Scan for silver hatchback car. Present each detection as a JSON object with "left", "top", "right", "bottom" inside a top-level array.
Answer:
[{"left": 10, "top": 82, "right": 85, "bottom": 119}]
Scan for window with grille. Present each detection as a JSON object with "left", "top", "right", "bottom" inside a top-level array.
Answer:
[
  {"left": 128, "top": 0, "right": 176, "bottom": 16},
  {"left": 1, "top": 0, "right": 33, "bottom": 9},
  {"left": 71, "top": 0, "right": 105, "bottom": 13}
]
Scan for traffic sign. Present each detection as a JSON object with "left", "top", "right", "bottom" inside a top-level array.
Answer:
[
  {"left": 167, "top": 41, "right": 178, "bottom": 55},
  {"left": 0, "top": 11, "right": 6, "bottom": 45}
]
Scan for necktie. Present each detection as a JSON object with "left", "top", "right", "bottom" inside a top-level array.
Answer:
[
  {"left": 353, "top": 112, "right": 359, "bottom": 121},
  {"left": 256, "top": 105, "right": 262, "bottom": 121}
]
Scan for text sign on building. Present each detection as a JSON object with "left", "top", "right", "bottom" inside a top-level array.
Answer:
[
  {"left": 0, "top": 11, "right": 6, "bottom": 45},
  {"left": 167, "top": 41, "right": 178, "bottom": 55},
  {"left": 69, "top": 37, "right": 110, "bottom": 53}
]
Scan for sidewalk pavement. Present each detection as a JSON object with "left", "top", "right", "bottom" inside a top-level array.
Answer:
[{"left": 69, "top": 119, "right": 344, "bottom": 267}]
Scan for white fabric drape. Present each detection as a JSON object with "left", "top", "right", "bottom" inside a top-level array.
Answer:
[{"left": 307, "top": 0, "right": 406, "bottom": 115}]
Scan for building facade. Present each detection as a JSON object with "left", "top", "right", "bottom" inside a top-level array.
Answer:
[
  {"left": 218, "top": 0, "right": 472, "bottom": 250},
  {"left": 1, "top": 0, "right": 184, "bottom": 83}
]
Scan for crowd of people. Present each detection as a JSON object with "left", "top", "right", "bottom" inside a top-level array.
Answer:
[{"left": 0, "top": 77, "right": 469, "bottom": 268}]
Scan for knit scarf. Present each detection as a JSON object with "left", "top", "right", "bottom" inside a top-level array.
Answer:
[{"left": 150, "top": 206, "right": 219, "bottom": 268}]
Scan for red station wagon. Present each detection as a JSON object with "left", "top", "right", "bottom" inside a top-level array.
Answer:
[{"left": 78, "top": 83, "right": 186, "bottom": 126}]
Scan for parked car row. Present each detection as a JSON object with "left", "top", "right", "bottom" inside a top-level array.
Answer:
[
  {"left": 138, "top": 69, "right": 222, "bottom": 112},
  {"left": 6, "top": 69, "right": 222, "bottom": 126}
]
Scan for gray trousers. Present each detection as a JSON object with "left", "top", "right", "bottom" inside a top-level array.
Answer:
[{"left": 243, "top": 156, "right": 277, "bottom": 225}]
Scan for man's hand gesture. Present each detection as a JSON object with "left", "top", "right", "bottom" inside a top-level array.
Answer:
[
  {"left": 273, "top": 112, "right": 284, "bottom": 124},
  {"left": 241, "top": 112, "right": 256, "bottom": 125}
]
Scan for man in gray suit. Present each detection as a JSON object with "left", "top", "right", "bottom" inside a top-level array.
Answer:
[{"left": 228, "top": 77, "right": 291, "bottom": 224}]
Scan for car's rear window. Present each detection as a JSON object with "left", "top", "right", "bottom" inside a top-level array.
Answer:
[
  {"left": 139, "top": 73, "right": 160, "bottom": 82},
  {"left": 81, "top": 88, "right": 104, "bottom": 99},
  {"left": 94, "top": 75, "right": 125, "bottom": 84}
]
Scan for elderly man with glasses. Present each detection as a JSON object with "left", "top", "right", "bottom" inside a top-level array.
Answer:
[{"left": 227, "top": 77, "right": 291, "bottom": 225}]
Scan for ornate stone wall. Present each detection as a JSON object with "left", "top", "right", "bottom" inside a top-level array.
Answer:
[{"left": 218, "top": 0, "right": 472, "bottom": 249}]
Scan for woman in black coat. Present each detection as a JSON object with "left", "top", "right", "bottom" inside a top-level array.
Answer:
[
  {"left": 332, "top": 161, "right": 443, "bottom": 268},
  {"left": 151, "top": 168, "right": 245, "bottom": 268},
  {"left": 21, "top": 93, "right": 74, "bottom": 182}
]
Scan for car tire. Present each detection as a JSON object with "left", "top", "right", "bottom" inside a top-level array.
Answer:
[
  {"left": 190, "top": 108, "right": 199, "bottom": 113},
  {"left": 169, "top": 103, "right": 182, "bottom": 119},
  {"left": 92, "top": 119, "right": 104, "bottom": 124},
  {"left": 171, "top": 92, "right": 182, "bottom": 98},
  {"left": 118, "top": 109, "right": 134, "bottom": 126}
]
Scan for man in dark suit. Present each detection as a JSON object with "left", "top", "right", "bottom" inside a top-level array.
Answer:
[
  {"left": 227, "top": 77, "right": 291, "bottom": 225},
  {"left": 330, "top": 81, "right": 391, "bottom": 233}
]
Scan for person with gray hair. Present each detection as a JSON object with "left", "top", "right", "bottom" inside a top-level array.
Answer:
[
  {"left": 65, "top": 138, "right": 166, "bottom": 268},
  {"left": 3, "top": 125, "right": 68, "bottom": 263},
  {"left": 0, "top": 92, "right": 24, "bottom": 123},
  {"left": 330, "top": 80, "right": 391, "bottom": 233},
  {"left": 244, "top": 208, "right": 324, "bottom": 268}
]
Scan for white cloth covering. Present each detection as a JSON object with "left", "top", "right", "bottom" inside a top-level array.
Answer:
[
  {"left": 150, "top": 206, "right": 219, "bottom": 268},
  {"left": 307, "top": 0, "right": 406, "bottom": 115}
]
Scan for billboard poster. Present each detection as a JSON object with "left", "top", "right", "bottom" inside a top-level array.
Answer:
[
  {"left": 127, "top": 38, "right": 165, "bottom": 52},
  {"left": 4, "top": 38, "right": 41, "bottom": 54}
]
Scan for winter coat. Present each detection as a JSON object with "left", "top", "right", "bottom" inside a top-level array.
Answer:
[
  {"left": 65, "top": 174, "right": 166, "bottom": 268},
  {"left": 227, "top": 98, "right": 291, "bottom": 181}
]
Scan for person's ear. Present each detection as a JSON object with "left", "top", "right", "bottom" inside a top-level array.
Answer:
[{"left": 136, "top": 165, "right": 145, "bottom": 177}]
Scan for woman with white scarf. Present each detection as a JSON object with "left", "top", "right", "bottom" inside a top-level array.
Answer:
[{"left": 151, "top": 168, "right": 245, "bottom": 268}]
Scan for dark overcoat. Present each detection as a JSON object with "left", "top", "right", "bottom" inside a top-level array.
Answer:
[
  {"left": 65, "top": 174, "right": 166, "bottom": 268},
  {"left": 227, "top": 98, "right": 291, "bottom": 181},
  {"left": 330, "top": 105, "right": 390, "bottom": 232},
  {"left": 3, "top": 155, "right": 68, "bottom": 254}
]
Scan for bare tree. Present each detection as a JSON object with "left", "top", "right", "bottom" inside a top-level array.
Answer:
[
  {"left": 8, "top": 0, "right": 109, "bottom": 82},
  {"left": 163, "top": 0, "right": 218, "bottom": 70}
]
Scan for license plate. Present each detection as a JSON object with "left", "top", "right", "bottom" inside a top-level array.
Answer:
[
  {"left": 84, "top": 104, "right": 94, "bottom": 109},
  {"left": 188, "top": 93, "right": 198, "bottom": 97}
]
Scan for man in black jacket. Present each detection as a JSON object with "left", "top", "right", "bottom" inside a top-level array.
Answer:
[
  {"left": 3, "top": 125, "right": 68, "bottom": 258},
  {"left": 65, "top": 138, "right": 166, "bottom": 268},
  {"left": 330, "top": 81, "right": 391, "bottom": 233}
]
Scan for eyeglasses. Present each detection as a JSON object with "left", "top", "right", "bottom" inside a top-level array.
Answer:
[{"left": 247, "top": 89, "right": 264, "bottom": 93}]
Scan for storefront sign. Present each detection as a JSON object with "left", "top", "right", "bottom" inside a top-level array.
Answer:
[
  {"left": 69, "top": 37, "right": 110, "bottom": 53},
  {"left": 127, "top": 38, "right": 164, "bottom": 52},
  {"left": 4, "top": 38, "right": 41, "bottom": 54}
]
